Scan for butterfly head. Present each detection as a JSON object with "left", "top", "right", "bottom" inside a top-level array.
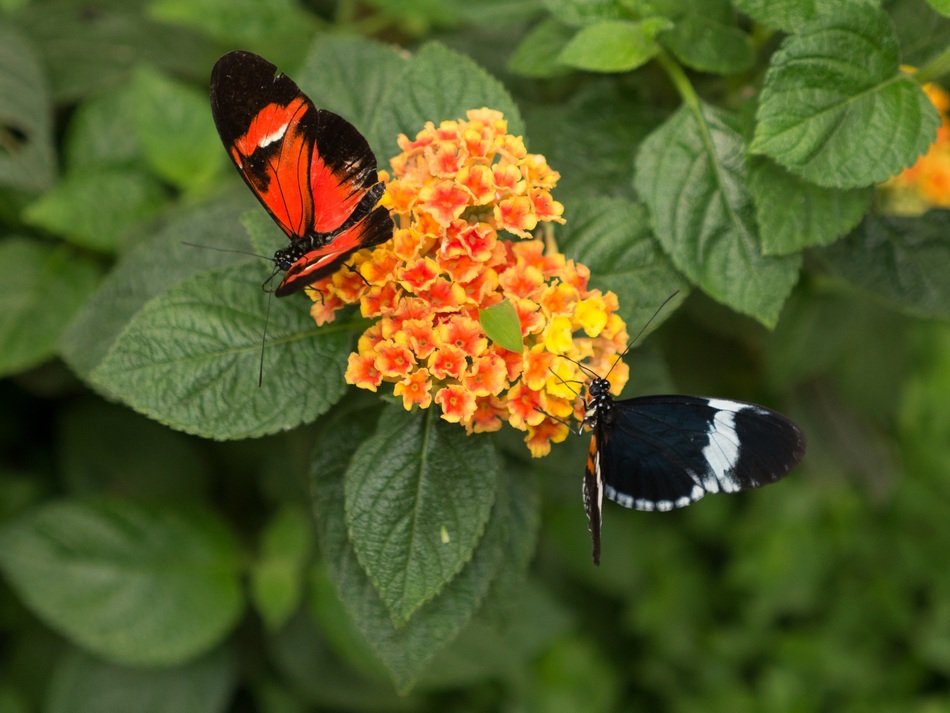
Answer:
[{"left": 273, "top": 246, "right": 296, "bottom": 272}]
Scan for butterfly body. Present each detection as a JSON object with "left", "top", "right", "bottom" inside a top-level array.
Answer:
[
  {"left": 210, "top": 50, "right": 393, "bottom": 295},
  {"left": 581, "top": 376, "right": 805, "bottom": 565}
]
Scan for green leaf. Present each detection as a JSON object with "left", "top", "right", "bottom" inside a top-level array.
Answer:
[
  {"left": 653, "top": 0, "right": 753, "bottom": 74},
  {"left": 558, "top": 18, "right": 670, "bottom": 73},
  {"left": 296, "top": 36, "right": 409, "bottom": 163},
  {"left": 89, "top": 262, "right": 352, "bottom": 440},
  {"left": 926, "top": 0, "right": 950, "bottom": 17},
  {"left": 312, "top": 406, "right": 509, "bottom": 692},
  {"left": 750, "top": 4, "right": 940, "bottom": 188},
  {"left": 634, "top": 104, "right": 801, "bottom": 327},
  {"left": 523, "top": 80, "right": 659, "bottom": 207},
  {"left": 15, "top": 0, "right": 212, "bottom": 103},
  {"left": 479, "top": 299, "right": 523, "bottom": 353},
  {"left": 507, "top": 18, "right": 575, "bottom": 78},
  {"left": 558, "top": 196, "right": 689, "bottom": 337},
  {"left": 890, "top": 0, "right": 950, "bottom": 66},
  {"left": 0, "top": 238, "right": 100, "bottom": 377},
  {"left": 23, "top": 168, "right": 167, "bottom": 252},
  {"left": 147, "top": 0, "right": 312, "bottom": 47},
  {"left": 45, "top": 647, "right": 235, "bottom": 713},
  {"left": 747, "top": 157, "right": 871, "bottom": 256},
  {"left": 60, "top": 192, "right": 252, "bottom": 379},
  {"left": 129, "top": 67, "right": 226, "bottom": 193},
  {"left": 816, "top": 211, "right": 950, "bottom": 319},
  {"left": 542, "top": 0, "right": 624, "bottom": 26},
  {"left": 250, "top": 506, "right": 312, "bottom": 632},
  {"left": 0, "top": 26, "right": 55, "bottom": 192},
  {"left": 345, "top": 407, "right": 499, "bottom": 624},
  {"left": 0, "top": 499, "right": 243, "bottom": 666},
  {"left": 731, "top": 0, "right": 841, "bottom": 32},
  {"left": 372, "top": 42, "right": 524, "bottom": 161},
  {"left": 419, "top": 581, "right": 569, "bottom": 688},
  {"left": 65, "top": 86, "right": 143, "bottom": 171},
  {"left": 270, "top": 608, "right": 413, "bottom": 711},
  {"left": 59, "top": 398, "right": 208, "bottom": 499}
]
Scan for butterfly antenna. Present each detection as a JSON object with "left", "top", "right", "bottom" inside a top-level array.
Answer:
[
  {"left": 258, "top": 289, "right": 273, "bottom": 388},
  {"left": 603, "top": 290, "right": 680, "bottom": 382},
  {"left": 556, "top": 352, "right": 600, "bottom": 380},
  {"left": 180, "top": 240, "right": 272, "bottom": 261}
]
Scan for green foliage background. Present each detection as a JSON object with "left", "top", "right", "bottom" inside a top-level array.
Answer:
[{"left": 2, "top": 0, "right": 950, "bottom": 710}]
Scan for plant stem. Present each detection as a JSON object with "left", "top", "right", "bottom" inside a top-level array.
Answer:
[
  {"left": 916, "top": 46, "right": 950, "bottom": 84},
  {"left": 655, "top": 50, "right": 700, "bottom": 113}
]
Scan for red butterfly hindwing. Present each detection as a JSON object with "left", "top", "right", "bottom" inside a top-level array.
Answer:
[{"left": 210, "top": 50, "right": 393, "bottom": 295}]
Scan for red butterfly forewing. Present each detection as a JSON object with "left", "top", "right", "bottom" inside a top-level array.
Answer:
[{"left": 210, "top": 50, "right": 393, "bottom": 296}]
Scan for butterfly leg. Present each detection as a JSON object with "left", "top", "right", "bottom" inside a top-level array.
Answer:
[{"left": 344, "top": 262, "right": 370, "bottom": 286}]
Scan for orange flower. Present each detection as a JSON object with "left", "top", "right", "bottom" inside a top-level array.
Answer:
[
  {"left": 435, "top": 384, "right": 477, "bottom": 423},
  {"left": 394, "top": 368, "right": 433, "bottom": 410},
  {"left": 345, "top": 353, "right": 381, "bottom": 392},
  {"left": 375, "top": 341, "right": 415, "bottom": 378},
  {"left": 307, "top": 109, "right": 629, "bottom": 456}
]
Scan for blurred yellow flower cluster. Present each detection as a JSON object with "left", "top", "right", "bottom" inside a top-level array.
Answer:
[
  {"left": 306, "top": 109, "right": 629, "bottom": 456},
  {"left": 882, "top": 82, "right": 950, "bottom": 212}
]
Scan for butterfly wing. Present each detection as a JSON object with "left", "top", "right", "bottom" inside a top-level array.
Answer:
[
  {"left": 275, "top": 205, "right": 392, "bottom": 296},
  {"left": 210, "top": 50, "right": 384, "bottom": 239},
  {"left": 599, "top": 395, "right": 805, "bottom": 513}
]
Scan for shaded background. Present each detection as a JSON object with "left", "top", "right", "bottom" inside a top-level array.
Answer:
[{"left": 2, "top": 0, "right": 950, "bottom": 711}]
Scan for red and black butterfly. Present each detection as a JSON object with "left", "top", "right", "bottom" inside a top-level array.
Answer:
[{"left": 210, "top": 50, "right": 393, "bottom": 295}]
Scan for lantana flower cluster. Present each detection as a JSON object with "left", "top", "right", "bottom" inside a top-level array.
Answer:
[
  {"left": 882, "top": 81, "right": 950, "bottom": 212},
  {"left": 306, "top": 108, "right": 629, "bottom": 456}
]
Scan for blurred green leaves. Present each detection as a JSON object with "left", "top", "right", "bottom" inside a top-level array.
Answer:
[
  {"left": 1, "top": 1, "right": 950, "bottom": 711},
  {"left": 0, "top": 500, "right": 243, "bottom": 665}
]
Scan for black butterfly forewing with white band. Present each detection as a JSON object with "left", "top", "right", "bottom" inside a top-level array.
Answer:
[{"left": 582, "top": 377, "right": 806, "bottom": 564}]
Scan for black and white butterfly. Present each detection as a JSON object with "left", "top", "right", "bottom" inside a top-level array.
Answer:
[{"left": 578, "top": 371, "right": 805, "bottom": 565}]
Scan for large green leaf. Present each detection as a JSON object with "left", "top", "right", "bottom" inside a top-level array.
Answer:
[
  {"left": 89, "top": 262, "right": 352, "bottom": 440},
  {"left": 0, "top": 238, "right": 100, "bottom": 377},
  {"left": 523, "top": 80, "right": 659, "bottom": 209},
  {"left": 747, "top": 157, "right": 871, "bottom": 256},
  {"left": 59, "top": 192, "right": 255, "bottom": 379},
  {"left": 634, "top": 103, "right": 800, "bottom": 328},
  {"left": 372, "top": 42, "right": 524, "bottom": 159},
  {"left": 299, "top": 38, "right": 521, "bottom": 165},
  {"left": 731, "top": 0, "right": 847, "bottom": 32},
  {"left": 129, "top": 67, "right": 226, "bottom": 194},
  {"left": 750, "top": 3, "right": 940, "bottom": 188},
  {"left": 65, "top": 86, "right": 143, "bottom": 171},
  {"left": 816, "top": 210, "right": 950, "bottom": 319},
  {"left": 23, "top": 168, "right": 167, "bottom": 252},
  {"left": 345, "top": 408, "right": 499, "bottom": 625},
  {"left": 558, "top": 196, "right": 689, "bottom": 337},
  {"left": 0, "top": 26, "right": 55, "bottom": 192},
  {"left": 296, "top": 36, "right": 408, "bottom": 163},
  {"left": 45, "top": 647, "right": 235, "bottom": 713},
  {"left": 0, "top": 499, "right": 243, "bottom": 666},
  {"left": 312, "top": 406, "right": 509, "bottom": 692}
]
